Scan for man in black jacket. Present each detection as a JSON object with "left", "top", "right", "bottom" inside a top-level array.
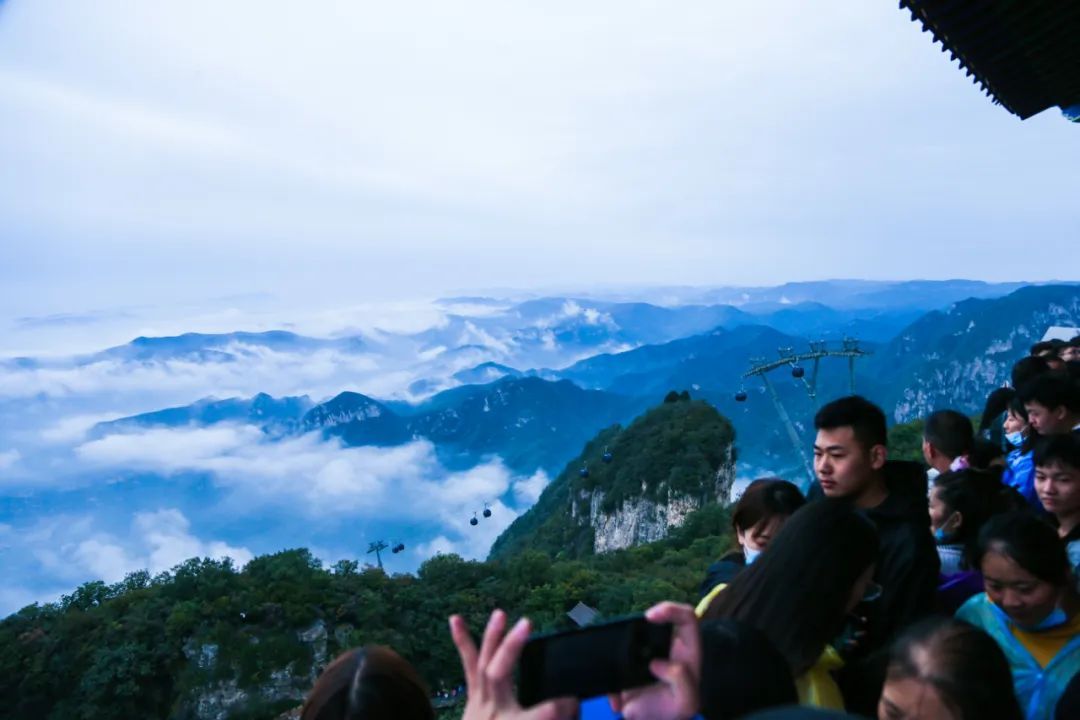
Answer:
[{"left": 812, "top": 395, "right": 939, "bottom": 714}]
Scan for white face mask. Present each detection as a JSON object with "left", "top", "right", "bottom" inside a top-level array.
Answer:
[
  {"left": 1005, "top": 430, "right": 1024, "bottom": 447},
  {"left": 743, "top": 546, "right": 762, "bottom": 564}
]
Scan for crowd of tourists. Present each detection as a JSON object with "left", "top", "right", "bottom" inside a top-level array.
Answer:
[{"left": 301, "top": 334, "right": 1080, "bottom": 719}]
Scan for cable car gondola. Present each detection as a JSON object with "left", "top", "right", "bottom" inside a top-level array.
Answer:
[
  {"left": 791, "top": 365, "right": 805, "bottom": 379},
  {"left": 602, "top": 446, "right": 613, "bottom": 464},
  {"left": 735, "top": 390, "right": 748, "bottom": 402},
  {"left": 482, "top": 503, "right": 492, "bottom": 519},
  {"left": 470, "top": 513, "right": 479, "bottom": 527},
  {"left": 579, "top": 463, "right": 589, "bottom": 479}
]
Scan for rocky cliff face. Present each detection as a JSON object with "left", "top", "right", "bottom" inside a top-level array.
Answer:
[
  {"left": 181, "top": 620, "right": 328, "bottom": 720},
  {"left": 587, "top": 448, "right": 735, "bottom": 553},
  {"left": 490, "top": 397, "right": 737, "bottom": 560},
  {"left": 873, "top": 286, "right": 1080, "bottom": 422}
]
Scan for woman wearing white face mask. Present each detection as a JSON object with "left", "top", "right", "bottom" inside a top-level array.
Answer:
[
  {"left": 929, "top": 469, "right": 1008, "bottom": 614},
  {"left": 698, "top": 479, "right": 804, "bottom": 610},
  {"left": 1003, "top": 396, "right": 1043, "bottom": 512},
  {"left": 957, "top": 512, "right": 1080, "bottom": 720}
]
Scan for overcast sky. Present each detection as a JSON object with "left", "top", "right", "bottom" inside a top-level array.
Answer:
[{"left": 1, "top": 0, "right": 1077, "bottom": 320}]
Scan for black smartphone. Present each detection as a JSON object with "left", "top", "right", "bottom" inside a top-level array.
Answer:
[{"left": 517, "top": 614, "right": 673, "bottom": 707}]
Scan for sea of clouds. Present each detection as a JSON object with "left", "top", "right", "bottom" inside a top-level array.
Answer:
[{"left": 0, "top": 297, "right": 570, "bottom": 617}]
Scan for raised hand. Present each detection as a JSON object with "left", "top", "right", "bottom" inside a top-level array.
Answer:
[
  {"left": 449, "top": 610, "right": 579, "bottom": 720},
  {"left": 609, "top": 602, "right": 701, "bottom": 720}
]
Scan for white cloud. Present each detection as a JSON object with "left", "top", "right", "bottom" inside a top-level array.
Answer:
[
  {"left": 513, "top": 470, "right": 550, "bottom": 505},
  {"left": 0, "top": 586, "right": 66, "bottom": 616},
  {"left": 70, "top": 424, "right": 540, "bottom": 562},
  {"left": 39, "top": 413, "right": 124, "bottom": 444},
  {"left": 455, "top": 321, "right": 517, "bottom": 357},
  {"left": 77, "top": 425, "right": 256, "bottom": 468},
  {"left": 74, "top": 425, "right": 533, "bottom": 524},
  {"left": 415, "top": 494, "right": 516, "bottom": 562},
  {"left": 76, "top": 510, "right": 251, "bottom": 583},
  {"left": 0, "top": 0, "right": 1076, "bottom": 322},
  {"left": 72, "top": 538, "right": 139, "bottom": 584},
  {"left": 0, "top": 449, "right": 20, "bottom": 470},
  {"left": 0, "top": 345, "right": 386, "bottom": 403},
  {"left": 0, "top": 508, "right": 252, "bottom": 608},
  {"left": 134, "top": 509, "right": 253, "bottom": 574}
]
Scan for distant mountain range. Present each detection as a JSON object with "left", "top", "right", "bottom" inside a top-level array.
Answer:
[
  {"left": 83, "top": 282, "right": 1080, "bottom": 482},
  {"left": 867, "top": 284, "right": 1080, "bottom": 421},
  {"left": 406, "top": 377, "right": 646, "bottom": 473},
  {"left": 579, "top": 279, "right": 1033, "bottom": 311},
  {"left": 90, "top": 331, "right": 366, "bottom": 364},
  {"left": 96, "top": 377, "right": 648, "bottom": 475},
  {"left": 550, "top": 324, "right": 811, "bottom": 395},
  {"left": 93, "top": 392, "right": 312, "bottom": 438}
]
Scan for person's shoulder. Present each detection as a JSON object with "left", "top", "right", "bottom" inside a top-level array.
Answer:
[
  {"left": 705, "top": 553, "right": 745, "bottom": 577},
  {"left": 955, "top": 592, "right": 992, "bottom": 625},
  {"left": 880, "top": 507, "right": 934, "bottom": 547}
]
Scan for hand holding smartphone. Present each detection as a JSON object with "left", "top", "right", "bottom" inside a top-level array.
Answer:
[
  {"left": 449, "top": 602, "right": 700, "bottom": 720},
  {"left": 517, "top": 614, "right": 674, "bottom": 707}
]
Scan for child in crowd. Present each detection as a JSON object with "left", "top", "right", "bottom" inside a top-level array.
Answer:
[
  {"left": 1002, "top": 395, "right": 1046, "bottom": 513},
  {"left": 929, "top": 469, "right": 1004, "bottom": 613},
  {"left": 699, "top": 478, "right": 805, "bottom": 601},
  {"left": 1035, "top": 434, "right": 1080, "bottom": 586},
  {"left": 957, "top": 512, "right": 1080, "bottom": 720}
]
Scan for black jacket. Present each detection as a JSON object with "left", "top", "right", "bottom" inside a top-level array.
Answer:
[
  {"left": 861, "top": 486, "right": 940, "bottom": 646},
  {"left": 699, "top": 551, "right": 746, "bottom": 599},
  {"left": 836, "top": 475, "right": 940, "bottom": 717}
]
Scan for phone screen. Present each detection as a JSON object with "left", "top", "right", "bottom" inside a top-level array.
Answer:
[{"left": 517, "top": 614, "right": 672, "bottom": 707}]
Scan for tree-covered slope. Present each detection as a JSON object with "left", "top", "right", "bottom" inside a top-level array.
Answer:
[
  {"left": 489, "top": 395, "right": 735, "bottom": 561},
  {"left": 0, "top": 508, "right": 733, "bottom": 720},
  {"left": 867, "top": 284, "right": 1080, "bottom": 421}
]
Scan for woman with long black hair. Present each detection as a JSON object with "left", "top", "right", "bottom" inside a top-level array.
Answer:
[{"left": 701, "top": 499, "right": 879, "bottom": 710}]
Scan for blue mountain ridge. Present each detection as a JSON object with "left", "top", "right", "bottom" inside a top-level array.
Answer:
[
  {"left": 86, "top": 330, "right": 365, "bottom": 364},
  {"left": 85, "top": 283, "right": 1080, "bottom": 483}
]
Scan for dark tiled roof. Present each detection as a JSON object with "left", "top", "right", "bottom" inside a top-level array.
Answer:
[{"left": 900, "top": 0, "right": 1080, "bottom": 120}]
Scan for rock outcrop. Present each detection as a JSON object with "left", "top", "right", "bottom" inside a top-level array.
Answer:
[
  {"left": 490, "top": 396, "right": 737, "bottom": 560},
  {"left": 589, "top": 449, "right": 735, "bottom": 553}
]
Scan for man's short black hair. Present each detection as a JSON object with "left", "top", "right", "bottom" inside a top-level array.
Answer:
[
  {"left": 814, "top": 395, "right": 887, "bottom": 452},
  {"left": 923, "top": 410, "right": 974, "bottom": 460},
  {"left": 1018, "top": 373, "right": 1080, "bottom": 414},
  {"left": 1011, "top": 356, "right": 1051, "bottom": 390},
  {"left": 1031, "top": 339, "right": 1066, "bottom": 356},
  {"left": 1034, "top": 434, "right": 1080, "bottom": 471}
]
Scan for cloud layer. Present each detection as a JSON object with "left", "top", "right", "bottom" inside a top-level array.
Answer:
[
  {"left": 2, "top": 1, "right": 1076, "bottom": 319},
  {"left": 0, "top": 508, "right": 252, "bottom": 606},
  {"left": 75, "top": 426, "right": 537, "bottom": 522},
  {"left": 1, "top": 426, "right": 548, "bottom": 615}
]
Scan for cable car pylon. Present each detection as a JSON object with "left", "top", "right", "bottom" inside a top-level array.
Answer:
[
  {"left": 367, "top": 540, "right": 389, "bottom": 570},
  {"left": 739, "top": 339, "right": 871, "bottom": 492}
]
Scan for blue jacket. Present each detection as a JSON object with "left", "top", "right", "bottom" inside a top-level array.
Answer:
[
  {"left": 957, "top": 593, "right": 1080, "bottom": 720},
  {"left": 1004, "top": 449, "right": 1043, "bottom": 512}
]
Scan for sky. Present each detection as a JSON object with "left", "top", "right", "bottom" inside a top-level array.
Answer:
[
  {"left": 1, "top": 0, "right": 1078, "bottom": 324},
  {"left": 1, "top": 1, "right": 1078, "bottom": 617}
]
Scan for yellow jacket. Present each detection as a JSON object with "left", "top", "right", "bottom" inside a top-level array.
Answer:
[{"left": 695, "top": 583, "right": 845, "bottom": 710}]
